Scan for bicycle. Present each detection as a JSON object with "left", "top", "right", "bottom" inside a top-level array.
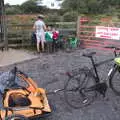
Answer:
[{"left": 64, "top": 46, "right": 120, "bottom": 109}]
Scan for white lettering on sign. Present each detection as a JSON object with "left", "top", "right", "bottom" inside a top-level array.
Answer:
[{"left": 96, "top": 26, "right": 120, "bottom": 40}]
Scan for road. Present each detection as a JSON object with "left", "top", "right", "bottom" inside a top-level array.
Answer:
[{"left": 1, "top": 48, "right": 120, "bottom": 120}]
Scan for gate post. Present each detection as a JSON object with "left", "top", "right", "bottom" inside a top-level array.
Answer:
[
  {"left": 76, "top": 16, "right": 81, "bottom": 39},
  {"left": 3, "top": 0, "right": 8, "bottom": 50},
  {"left": 0, "top": 0, "right": 8, "bottom": 50}
]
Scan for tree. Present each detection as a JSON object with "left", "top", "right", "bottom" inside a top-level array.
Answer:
[
  {"left": 61, "top": 0, "right": 88, "bottom": 13},
  {"left": 20, "top": 0, "right": 38, "bottom": 13},
  {"left": 20, "top": 0, "right": 46, "bottom": 14},
  {"left": 5, "top": 5, "right": 22, "bottom": 14},
  {"left": 61, "top": 0, "right": 120, "bottom": 14}
]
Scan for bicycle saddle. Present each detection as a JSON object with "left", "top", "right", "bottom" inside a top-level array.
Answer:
[{"left": 82, "top": 52, "right": 96, "bottom": 57}]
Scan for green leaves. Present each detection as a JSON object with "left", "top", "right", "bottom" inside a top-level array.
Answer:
[{"left": 61, "top": 0, "right": 120, "bottom": 14}]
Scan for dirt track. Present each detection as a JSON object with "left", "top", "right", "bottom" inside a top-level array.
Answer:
[{"left": 1, "top": 48, "right": 120, "bottom": 120}]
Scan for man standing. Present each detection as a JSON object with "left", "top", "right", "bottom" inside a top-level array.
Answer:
[{"left": 33, "top": 15, "right": 46, "bottom": 53}]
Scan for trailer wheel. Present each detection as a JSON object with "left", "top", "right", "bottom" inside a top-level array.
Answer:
[{"left": 5, "top": 114, "right": 28, "bottom": 120}]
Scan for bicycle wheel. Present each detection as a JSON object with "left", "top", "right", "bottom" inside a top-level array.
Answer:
[
  {"left": 109, "top": 67, "right": 120, "bottom": 96},
  {"left": 64, "top": 68, "right": 96, "bottom": 109}
]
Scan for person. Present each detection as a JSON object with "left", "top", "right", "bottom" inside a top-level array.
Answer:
[
  {"left": 33, "top": 15, "right": 46, "bottom": 53},
  {"left": 45, "top": 26, "right": 53, "bottom": 53},
  {"left": 31, "top": 31, "right": 36, "bottom": 46},
  {"left": 52, "top": 27, "right": 59, "bottom": 40},
  {"left": 45, "top": 26, "right": 53, "bottom": 41},
  {"left": 52, "top": 27, "right": 59, "bottom": 52}
]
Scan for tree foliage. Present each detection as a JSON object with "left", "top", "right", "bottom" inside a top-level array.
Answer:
[
  {"left": 4, "top": 0, "right": 120, "bottom": 22},
  {"left": 61, "top": 0, "right": 120, "bottom": 14},
  {"left": 5, "top": 0, "right": 48, "bottom": 14},
  {"left": 5, "top": 4, "right": 22, "bottom": 15},
  {"left": 20, "top": 0, "right": 46, "bottom": 14}
]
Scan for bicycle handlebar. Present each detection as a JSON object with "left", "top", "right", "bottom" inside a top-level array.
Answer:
[
  {"left": 104, "top": 45, "right": 120, "bottom": 57},
  {"left": 104, "top": 45, "right": 120, "bottom": 50}
]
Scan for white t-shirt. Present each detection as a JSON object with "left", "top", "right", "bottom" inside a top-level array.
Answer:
[{"left": 34, "top": 20, "right": 45, "bottom": 33}]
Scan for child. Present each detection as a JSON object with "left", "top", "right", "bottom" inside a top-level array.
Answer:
[
  {"left": 45, "top": 26, "right": 53, "bottom": 42},
  {"left": 52, "top": 28, "right": 59, "bottom": 40},
  {"left": 52, "top": 28, "right": 59, "bottom": 52}
]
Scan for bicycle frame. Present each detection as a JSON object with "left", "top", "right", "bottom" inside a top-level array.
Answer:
[
  {"left": 89, "top": 48, "right": 118, "bottom": 84},
  {"left": 83, "top": 48, "right": 120, "bottom": 97},
  {"left": 89, "top": 56, "right": 100, "bottom": 83}
]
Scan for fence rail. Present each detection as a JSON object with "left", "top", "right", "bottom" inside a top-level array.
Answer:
[{"left": 7, "top": 22, "right": 76, "bottom": 48}]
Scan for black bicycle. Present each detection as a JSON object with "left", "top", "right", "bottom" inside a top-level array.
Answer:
[{"left": 64, "top": 46, "right": 120, "bottom": 109}]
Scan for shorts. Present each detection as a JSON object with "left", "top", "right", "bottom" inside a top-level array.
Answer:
[{"left": 36, "top": 32, "right": 45, "bottom": 43}]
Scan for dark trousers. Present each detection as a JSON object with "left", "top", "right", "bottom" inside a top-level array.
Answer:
[
  {"left": 52, "top": 39, "right": 64, "bottom": 52},
  {"left": 52, "top": 39, "right": 57, "bottom": 52}
]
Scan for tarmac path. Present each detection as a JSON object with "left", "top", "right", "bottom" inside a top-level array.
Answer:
[{"left": 0, "top": 48, "right": 120, "bottom": 120}]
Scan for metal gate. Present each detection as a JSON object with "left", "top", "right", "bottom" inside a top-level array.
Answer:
[{"left": 77, "top": 16, "right": 120, "bottom": 51}]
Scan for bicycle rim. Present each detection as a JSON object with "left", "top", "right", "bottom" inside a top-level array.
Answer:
[
  {"left": 110, "top": 67, "right": 120, "bottom": 96},
  {"left": 64, "top": 69, "right": 96, "bottom": 109}
]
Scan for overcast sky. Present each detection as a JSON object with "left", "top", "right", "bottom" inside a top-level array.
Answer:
[{"left": 4, "top": 0, "right": 61, "bottom": 9}]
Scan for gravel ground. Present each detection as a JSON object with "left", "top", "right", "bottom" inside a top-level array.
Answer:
[{"left": 0, "top": 48, "right": 120, "bottom": 120}]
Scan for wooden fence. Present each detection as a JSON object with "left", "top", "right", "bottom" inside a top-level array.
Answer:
[
  {"left": 4, "top": 15, "right": 120, "bottom": 52},
  {"left": 7, "top": 22, "right": 76, "bottom": 48}
]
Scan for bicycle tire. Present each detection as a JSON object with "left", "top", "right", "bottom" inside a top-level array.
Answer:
[
  {"left": 109, "top": 67, "right": 120, "bottom": 96},
  {"left": 64, "top": 68, "right": 96, "bottom": 109}
]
